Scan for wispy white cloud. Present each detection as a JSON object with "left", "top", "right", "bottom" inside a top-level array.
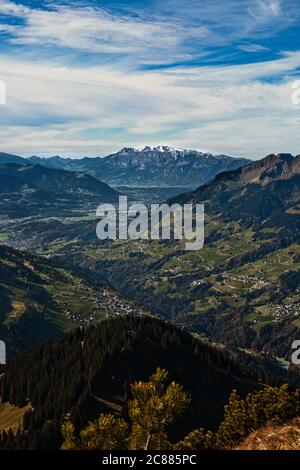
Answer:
[
  {"left": 156, "top": 0, "right": 299, "bottom": 42},
  {"left": 0, "top": 51, "right": 299, "bottom": 157},
  {"left": 249, "top": 0, "right": 282, "bottom": 20},
  {"left": 0, "top": 1, "right": 208, "bottom": 62},
  {"left": 0, "top": 1, "right": 300, "bottom": 158},
  {"left": 0, "top": 0, "right": 29, "bottom": 15},
  {"left": 0, "top": 0, "right": 298, "bottom": 64},
  {"left": 238, "top": 43, "right": 270, "bottom": 53}
]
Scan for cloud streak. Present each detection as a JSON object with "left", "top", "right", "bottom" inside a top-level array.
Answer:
[
  {"left": 0, "top": 50, "right": 299, "bottom": 157},
  {"left": 0, "top": 1, "right": 300, "bottom": 157},
  {"left": 0, "top": 0, "right": 299, "bottom": 64},
  {"left": 0, "top": 1, "right": 209, "bottom": 63}
]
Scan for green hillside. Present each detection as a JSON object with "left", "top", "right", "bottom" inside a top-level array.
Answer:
[{"left": 0, "top": 245, "right": 146, "bottom": 357}]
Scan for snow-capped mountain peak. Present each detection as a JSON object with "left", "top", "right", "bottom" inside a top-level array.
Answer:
[{"left": 26, "top": 147, "right": 251, "bottom": 188}]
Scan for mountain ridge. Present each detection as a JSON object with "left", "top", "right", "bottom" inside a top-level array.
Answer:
[
  {"left": 25, "top": 147, "right": 251, "bottom": 188},
  {"left": 0, "top": 147, "right": 250, "bottom": 188},
  {"left": 171, "top": 153, "right": 300, "bottom": 222},
  {"left": 0, "top": 163, "right": 119, "bottom": 218}
]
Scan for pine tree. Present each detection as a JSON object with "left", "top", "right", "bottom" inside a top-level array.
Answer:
[
  {"left": 61, "top": 414, "right": 128, "bottom": 450},
  {"left": 61, "top": 368, "right": 190, "bottom": 451},
  {"left": 128, "top": 367, "right": 190, "bottom": 450}
]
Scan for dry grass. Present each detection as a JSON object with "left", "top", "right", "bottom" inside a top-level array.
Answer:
[
  {"left": 235, "top": 419, "right": 300, "bottom": 450},
  {"left": 0, "top": 402, "right": 31, "bottom": 434}
]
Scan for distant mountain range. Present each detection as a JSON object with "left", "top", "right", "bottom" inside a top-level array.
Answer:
[
  {"left": 0, "top": 146, "right": 250, "bottom": 188},
  {"left": 0, "top": 163, "right": 119, "bottom": 218},
  {"left": 28, "top": 146, "right": 250, "bottom": 188}
]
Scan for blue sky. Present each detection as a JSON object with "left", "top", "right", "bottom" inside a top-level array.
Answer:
[{"left": 0, "top": 0, "right": 300, "bottom": 157}]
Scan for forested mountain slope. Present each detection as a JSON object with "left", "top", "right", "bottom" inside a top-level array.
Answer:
[{"left": 0, "top": 316, "right": 299, "bottom": 449}]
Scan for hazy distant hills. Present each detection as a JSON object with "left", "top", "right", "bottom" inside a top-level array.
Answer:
[
  {"left": 0, "top": 163, "right": 119, "bottom": 218},
  {"left": 0, "top": 152, "right": 25, "bottom": 165},
  {"left": 0, "top": 163, "right": 119, "bottom": 196},
  {"left": 26, "top": 146, "right": 250, "bottom": 188}
]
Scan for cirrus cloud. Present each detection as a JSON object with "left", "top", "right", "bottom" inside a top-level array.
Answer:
[{"left": 0, "top": 0, "right": 300, "bottom": 158}]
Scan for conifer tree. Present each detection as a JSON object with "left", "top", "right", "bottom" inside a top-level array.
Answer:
[
  {"left": 61, "top": 368, "right": 190, "bottom": 450},
  {"left": 61, "top": 414, "right": 128, "bottom": 450},
  {"left": 128, "top": 367, "right": 190, "bottom": 450}
]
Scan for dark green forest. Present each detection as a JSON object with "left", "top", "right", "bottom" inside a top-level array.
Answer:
[{"left": 0, "top": 316, "right": 299, "bottom": 450}]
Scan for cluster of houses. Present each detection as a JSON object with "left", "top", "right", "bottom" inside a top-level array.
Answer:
[
  {"left": 222, "top": 271, "right": 271, "bottom": 289},
  {"left": 271, "top": 301, "right": 300, "bottom": 322},
  {"left": 62, "top": 283, "right": 144, "bottom": 325}
]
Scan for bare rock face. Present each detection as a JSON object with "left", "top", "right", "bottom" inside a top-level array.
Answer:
[{"left": 27, "top": 146, "right": 250, "bottom": 188}]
